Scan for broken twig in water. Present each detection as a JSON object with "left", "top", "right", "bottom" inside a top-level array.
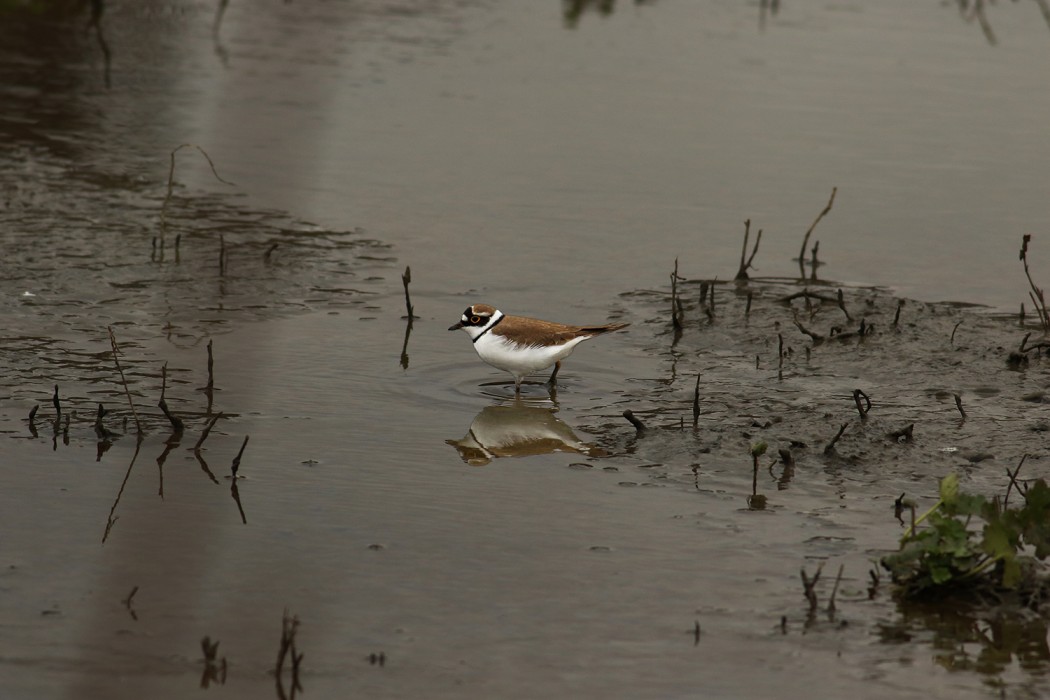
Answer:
[
  {"left": 194, "top": 412, "right": 224, "bottom": 452},
  {"left": 692, "top": 375, "right": 701, "bottom": 427},
  {"left": 800, "top": 563, "right": 824, "bottom": 613},
  {"left": 953, "top": 393, "right": 966, "bottom": 419},
  {"left": 94, "top": 403, "right": 114, "bottom": 439},
  {"left": 623, "top": 410, "right": 647, "bottom": 433},
  {"left": 670, "top": 258, "right": 683, "bottom": 332},
  {"left": 122, "top": 585, "right": 139, "bottom": 621},
  {"left": 52, "top": 385, "right": 61, "bottom": 418},
  {"left": 852, "top": 389, "right": 871, "bottom": 419},
  {"left": 735, "top": 219, "right": 762, "bottom": 281},
  {"left": 159, "top": 363, "right": 185, "bottom": 435},
  {"left": 401, "top": 266, "right": 417, "bottom": 322},
  {"left": 276, "top": 610, "right": 305, "bottom": 695},
  {"left": 1020, "top": 234, "right": 1049, "bottom": 332},
  {"left": 824, "top": 422, "right": 849, "bottom": 455},
  {"left": 206, "top": 339, "right": 215, "bottom": 390},
  {"left": 103, "top": 438, "right": 143, "bottom": 543},
  {"left": 230, "top": 435, "right": 249, "bottom": 478},
  {"left": 160, "top": 143, "right": 234, "bottom": 239},
  {"left": 200, "top": 636, "right": 227, "bottom": 689},
  {"left": 836, "top": 289, "right": 852, "bottom": 322},
  {"left": 108, "top": 327, "right": 143, "bottom": 436},
  {"left": 1003, "top": 454, "right": 1029, "bottom": 510},
  {"left": 828, "top": 564, "right": 844, "bottom": 613},
  {"left": 793, "top": 316, "right": 824, "bottom": 343},
  {"left": 798, "top": 187, "right": 837, "bottom": 280}
]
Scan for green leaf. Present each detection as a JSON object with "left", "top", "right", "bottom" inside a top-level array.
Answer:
[
  {"left": 982, "top": 518, "right": 1017, "bottom": 560},
  {"left": 1023, "top": 479, "right": 1050, "bottom": 513},
  {"left": 950, "top": 492, "right": 988, "bottom": 517},
  {"left": 1001, "top": 557, "right": 1022, "bottom": 589},
  {"left": 930, "top": 564, "right": 953, "bottom": 585},
  {"left": 939, "top": 473, "right": 960, "bottom": 506}
]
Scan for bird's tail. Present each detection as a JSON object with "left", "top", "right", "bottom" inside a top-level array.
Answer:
[{"left": 580, "top": 322, "right": 629, "bottom": 335}]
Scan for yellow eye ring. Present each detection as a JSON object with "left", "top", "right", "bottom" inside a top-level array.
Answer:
[{"left": 470, "top": 316, "right": 481, "bottom": 324}]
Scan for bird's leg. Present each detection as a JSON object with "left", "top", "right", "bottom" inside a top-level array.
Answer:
[
  {"left": 546, "top": 361, "right": 561, "bottom": 388},
  {"left": 514, "top": 377, "right": 523, "bottom": 394}
]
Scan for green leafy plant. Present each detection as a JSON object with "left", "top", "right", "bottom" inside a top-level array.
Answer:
[{"left": 882, "top": 470, "right": 1050, "bottom": 598}]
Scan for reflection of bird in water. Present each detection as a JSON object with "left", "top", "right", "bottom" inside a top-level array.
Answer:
[{"left": 446, "top": 403, "right": 608, "bottom": 466}]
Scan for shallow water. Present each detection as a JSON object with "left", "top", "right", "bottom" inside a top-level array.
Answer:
[{"left": 3, "top": 2, "right": 1050, "bottom": 699}]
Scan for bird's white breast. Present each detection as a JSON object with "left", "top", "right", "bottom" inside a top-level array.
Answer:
[{"left": 473, "top": 332, "right": 588, "bottom": 375}]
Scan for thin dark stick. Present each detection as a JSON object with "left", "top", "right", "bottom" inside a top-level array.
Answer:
[
  {"left": 735, "top": 220, "right": 762, "bottom": 281},
  {"left": 852, "top": 389, "right": 871, "bottom": 419},
  {"left": 159, "top": 363, "right": 184, "bottom": 435},
  {"left": 950, "top": 320, "right": 963, "bottom": 346},
  {"left": 52, "top": 385, "right": 61, "bottom": 418},
  {"left": 798, "top": 187, "right": 837, "bottom": 280},
  {"left": 122, "top": 585, "right": 139, "bottom": 621},
  {"left": 108, "top": 327, "right": 143, "bottom": 435},
  {"left": 692, "top": 375, "right": 701, "bottom": 427},
  {"left": 671, "top": 258, "right": 682, "bottom": 331},
  {"left": 1020, "top": 234, "right": 1049, "bottom": 332},
  {"left": 161, "top": 143, "right": 234, "bottom": 236},
  {"left": 207, "top": 339, "right": 215, "bottom": 390},
  {"left": 194, "top": 412, "right": 224, "bottom": 452},
  {"left": 1003, "top": 454, "right": 1029, "bottom": 510},
  {"left": 402, "top": 266, "right": 416, "bottom": 322},
  {"left": 828, "top": 564, "right": 844, "bottom": 613},
  {"left": 953, "top": 394, "right": 966, "bottom": 419},
  {"left": 824, "top": 422, "right": 849, "bottom": 455},
  {"left": 793, "top": 317, "right": 824, "bottom": 343},
  {"left": 103, "top": 438, "right": 143, "bottom": 543},
  {"left": 231, "top": 480, "right": 247, "bottom": 525},
  {"left": 230, "top": 435, "right": 249, "bottom": 477},
  {"left": 800, "top": 563, "right": 824, "bottom": 612},
  {"left": 779, "top": 290, "right": 838, "bottom": 304},
  {"left": 893, "top": 299, "right": 904, "bottom": 327},
  {"left": 736, "top": 219, "right": 751, "bottom": 281},
  {"left": 836, "top": 289, "right": 852, "bottom": 322},
  {"left": 400, "top": 320, "right": 412, "bottom": 370},
  {"left": 970, "top": 0, "right": 997, "bottom": 45},
  {"left": 94, "top": 403, "right": 114, "bottom": 438}
]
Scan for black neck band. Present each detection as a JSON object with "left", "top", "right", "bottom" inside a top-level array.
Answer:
[{"left": 472, "top": 314, "right": 503, "bottom": 344}]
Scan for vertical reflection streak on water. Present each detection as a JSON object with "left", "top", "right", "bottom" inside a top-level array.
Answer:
[{"left": 102, "top": 435, "right": 143, "bottom": 543}]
